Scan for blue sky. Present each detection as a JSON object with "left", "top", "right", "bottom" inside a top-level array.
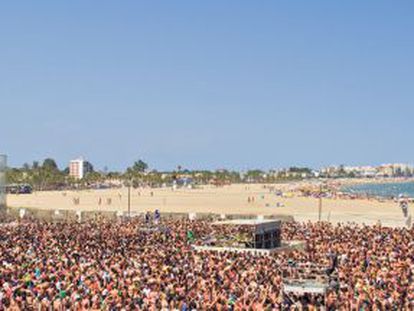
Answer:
[{"left": 1, "top": 1, "right": 413, "bottom": 171}]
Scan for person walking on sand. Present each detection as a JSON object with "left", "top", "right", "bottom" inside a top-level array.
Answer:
[{"left": 400, "top": 201, "right": 408, "bottom": 218}]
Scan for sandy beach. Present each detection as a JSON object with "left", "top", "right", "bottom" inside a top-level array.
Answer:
[{"left": 7, "top": 183, "right": 409, "bottom": 227}]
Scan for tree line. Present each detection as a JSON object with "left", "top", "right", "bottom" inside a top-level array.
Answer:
[{"left": 6, "top": 158, "right": 314, "bottom": 191}]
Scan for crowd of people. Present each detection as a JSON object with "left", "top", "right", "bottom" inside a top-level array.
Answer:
[{"left": 0, "top": 215, "right": 413, "bottom": 310}]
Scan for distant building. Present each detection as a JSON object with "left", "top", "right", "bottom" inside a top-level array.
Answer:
[
  {"left": 320, "top": 163, "right": 414, "bottom": 178},
  {"left": 343, "top": 166, "right": 377, "bottom": 178},
  {"left": 320, "top": 166, "right": 341, "bottom": 177},
  {"left": 69, "top": 158, "right": 93, "bottom": 179},
  {"left": 377, "top": 164, "right": 395, "bottom": 177},
  {"left": 378, "top": 163, "right": 414, "bottom": 177}
]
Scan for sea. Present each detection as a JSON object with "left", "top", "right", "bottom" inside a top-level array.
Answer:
[{"left": 342, "top": 182, "right": 414, "bottom": 199}]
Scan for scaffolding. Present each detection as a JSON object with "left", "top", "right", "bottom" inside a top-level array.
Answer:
[{"left": 279, "top": 261, "right": 339, "bottom": 309}]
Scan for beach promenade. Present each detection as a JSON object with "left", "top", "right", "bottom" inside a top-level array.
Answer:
[{"left": 7, "top": 184, "right": 408, "bottom": 227}]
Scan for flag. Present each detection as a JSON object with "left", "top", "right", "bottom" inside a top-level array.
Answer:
[{"left": 187, "top": 230, "right": 194, "bottom": 242}]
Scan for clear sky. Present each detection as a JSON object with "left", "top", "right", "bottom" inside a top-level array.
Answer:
[{"left": 1, "top": 1, "right": 413, "bottom": 171}]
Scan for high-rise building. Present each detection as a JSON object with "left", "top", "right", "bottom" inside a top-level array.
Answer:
[
  {"left": 69, "top": 158, "right": 93, "bottom": 179},
  {"left": 0, "top": 154, "right": 7, "bottom": 210}
]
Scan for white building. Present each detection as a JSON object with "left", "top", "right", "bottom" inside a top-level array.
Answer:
[
  {"left": 377, "top": 163, "right": 414, "bottom": 177},
  {"left": 69, "top": 158, "right": 93, "bottom": 179},
  {"left": 343, "top": 166, "right": 377, "bottom": 178}
]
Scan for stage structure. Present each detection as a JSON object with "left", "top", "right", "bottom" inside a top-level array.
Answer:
[
  {"left": 279, "top": 261, "right": 338, "bottom": 309},
  {"left": 193, "top": 219, "right": 292, "bottom": 255},
  {"left": 281, "top": 279, "right": 328, "bottom": 308},
  {"left": 0, "top": 155, "right": 6, "bottom": 210},
  {"left": 218, "top": 219, "right": 282, "bottom": 248}
]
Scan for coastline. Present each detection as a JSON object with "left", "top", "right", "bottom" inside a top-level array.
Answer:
[
  {"left": 337, "top": 178, "right": 414, "bottom": 200},
  {"left": 335, "top": 177, "right": 414, "bottom": 187}
]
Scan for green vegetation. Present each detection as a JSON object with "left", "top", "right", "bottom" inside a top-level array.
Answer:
[
  {"left": 6, "top": 158, "right": 315, "bottom": 191},
  {"left": 7, "top": 159, "right": 66, "bottom": 191}
]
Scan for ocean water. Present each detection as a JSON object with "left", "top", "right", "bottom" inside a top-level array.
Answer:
[{"left": 342, "top": 182, "right": 414, "bottom": 198}]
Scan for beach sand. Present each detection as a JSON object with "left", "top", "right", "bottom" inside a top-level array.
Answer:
[{"left": 7, "top": 184, "right": 409, "bottom": 227}]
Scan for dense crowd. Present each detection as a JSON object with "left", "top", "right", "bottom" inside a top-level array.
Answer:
[{"left": 0, "top": 216, "right": 413, "bottom": 310}]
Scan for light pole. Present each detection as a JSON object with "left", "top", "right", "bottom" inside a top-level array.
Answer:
[
  {"left": 127, "top": 179, "right": 132, "bottom": 218},
  {"left": 318, "top": 183, "right": 323, "bottom": 222}
]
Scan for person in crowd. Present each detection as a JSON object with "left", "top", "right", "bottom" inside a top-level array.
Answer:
[{"left": 0, "top": 216, "right": 413, "bottom": 310}]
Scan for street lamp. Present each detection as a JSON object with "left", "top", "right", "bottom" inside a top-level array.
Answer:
[
  {"left": 318, "top": 183, "right": 323, "bottom": 221},
  {"left": 318, "top": 181, "right": 328, "bottom": 221},
  {"left": 127, "top": 178, "right": 133, "bottom": 218}
]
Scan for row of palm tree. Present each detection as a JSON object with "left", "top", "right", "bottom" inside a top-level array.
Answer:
[{"left": 6, "top": 158, "right": 313, "bottom": 191}]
